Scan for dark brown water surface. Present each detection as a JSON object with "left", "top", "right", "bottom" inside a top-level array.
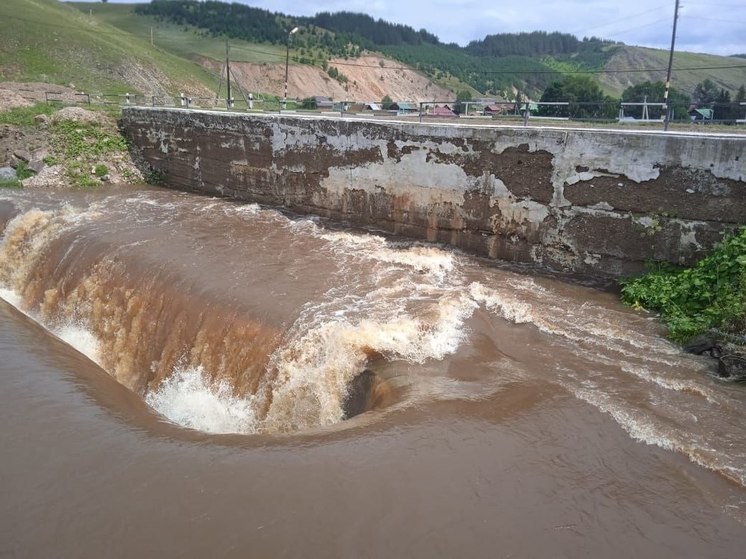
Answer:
[{"left": 1, "top": 185, "right": 745, "bottom": 557}]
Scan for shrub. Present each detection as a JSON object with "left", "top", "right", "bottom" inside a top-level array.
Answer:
[{"left": 620, "top": 228, "right": 746, "bottom": 342}]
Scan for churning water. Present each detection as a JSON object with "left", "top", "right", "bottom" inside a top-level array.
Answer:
[{"left": 1, "top": 185, "right": 745, "bottom": 557}]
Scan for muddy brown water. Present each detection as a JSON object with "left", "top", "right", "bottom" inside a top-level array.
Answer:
[{"left": 1, "top": 185, "right": 745, "bottom": 558}]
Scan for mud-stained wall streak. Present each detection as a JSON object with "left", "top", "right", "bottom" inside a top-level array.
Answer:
[{"left": 122, "top": 108, "right": 746, "bottom": 277}]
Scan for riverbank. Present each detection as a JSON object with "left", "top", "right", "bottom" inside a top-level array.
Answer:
[{"left": 0, "top": 101, "right": 141, "bottom": 189}]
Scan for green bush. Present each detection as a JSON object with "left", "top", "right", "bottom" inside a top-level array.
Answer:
[
  {"left": 93, "top": 164, "right": 109, "bottom": 177},
  {"left": 620, "top": 228, "right": 746, "bottom": 341}
]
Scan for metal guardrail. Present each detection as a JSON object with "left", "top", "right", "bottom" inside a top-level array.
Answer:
[{"left": 14, "top": 90, "right": 746, "bottom": 128}]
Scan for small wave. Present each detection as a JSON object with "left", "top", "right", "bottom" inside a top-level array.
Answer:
[{"left": 572, "top": 385, "right": 746, "bottom": 488}]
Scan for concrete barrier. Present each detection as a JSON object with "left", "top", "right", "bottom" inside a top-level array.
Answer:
[{"left": 122, "top": 107, "right": 746, "bottom": 277}]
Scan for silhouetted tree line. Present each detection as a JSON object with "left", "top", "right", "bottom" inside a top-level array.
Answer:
[
  {"left": 466, "top": 32, "right": 613, "bottom": 58},
  {"left": 135, "top": 1, "right": 439, "bottom": 50},
  {"left": 308, "top": 12, "right": 439, "bottom": 46},
  {"left": 136, "top": 1, "right": 288, "bottom": 44}
]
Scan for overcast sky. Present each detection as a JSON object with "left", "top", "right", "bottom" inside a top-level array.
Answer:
[{"left": 79, "top": 1, "right": 746, "bottom": 56}]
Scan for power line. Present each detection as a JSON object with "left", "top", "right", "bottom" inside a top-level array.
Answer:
[
  {"left": 570, "top": 5, "right": 670, "bottom": 35},
  {"left": 680, "top": 15, "right": 746, "bottom": 23},
  {"left": 599, "top": 18, "right": 674, "bottom": 40}
]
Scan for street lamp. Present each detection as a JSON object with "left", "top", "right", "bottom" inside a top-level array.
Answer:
[{"left": 283, "top": 26, "right": 299, "bottom": 110}]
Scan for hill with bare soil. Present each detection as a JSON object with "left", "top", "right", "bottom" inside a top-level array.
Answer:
[{"left": 205, "top": 55, "right": 452, "bottom": 103}]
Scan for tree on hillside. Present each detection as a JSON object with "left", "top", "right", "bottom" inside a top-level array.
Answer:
[
  {"left": 454, "top": 90, "right": 472, "bottom": 114},
  {"left": 735, "top": 85, "right": 746, "bottom": 121},
  {"left": 736, "top": 84, "right": 746, "bottom": 102},
  {"left": 539, "top": 76, "right": 615, "bottom": 118},
  {"left": 693, "top": 79, "right": 719, "bottom": 105},
  {"left": 621, "top": 81, "right": 690, "bottom": 120}
]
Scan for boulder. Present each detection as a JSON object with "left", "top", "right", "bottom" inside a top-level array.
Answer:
[
  {"left": 0, "top": 166, "right": 16, "bottom": 181},
  {"left": 51, "top": 107, "right": 108, "bottom": 126},
  {"left": 718, "top": 344, "right": 746, "bottom": 381},
  {"left": 13, "top": 149, "right": 31, "bottom": 163},
  {"left": 27, "top": 159, "right": 45, "bottom": 174},
  {"left": 683, "top": 334, "right": 720, "bottom": 356}
]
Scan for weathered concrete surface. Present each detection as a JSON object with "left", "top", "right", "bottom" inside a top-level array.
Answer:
[{"left": 121, "top": 107, "right": 746, "bottom": 277}]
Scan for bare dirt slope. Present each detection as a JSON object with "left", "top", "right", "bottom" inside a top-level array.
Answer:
[{"left": 207, "top": 55, "right": 453, "bottom": 103}]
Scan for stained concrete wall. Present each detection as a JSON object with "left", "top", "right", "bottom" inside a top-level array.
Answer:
[{"left": 122, "top": 107, "right": 746, "bottom": 277}]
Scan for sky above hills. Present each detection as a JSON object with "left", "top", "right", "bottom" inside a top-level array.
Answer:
[{"left": 74, "top": 0, "right": 746, "bottom": 56}]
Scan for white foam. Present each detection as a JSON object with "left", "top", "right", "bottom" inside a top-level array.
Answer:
[
  {"left": 54, "top": 323, "right": 101, "bottom": 365},
  {"left": 145, "top": 367, "right": 259, "bottom": 434},
  {"left": 0, "top": 287, "right": 22, "bottom": 308}
]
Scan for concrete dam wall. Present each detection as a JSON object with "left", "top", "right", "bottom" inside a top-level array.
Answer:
[{"left": 122, "top": 107, "right": 746, "bottom": 277}]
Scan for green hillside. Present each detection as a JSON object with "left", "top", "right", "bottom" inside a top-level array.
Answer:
[
  {"left": 603, "top": 46, "right": 746, "bottom": 97},
  {"left": 118, "top": 0, "right": 746, "bottom": 99},
  {"left": 0, "top": 0, "right": 216, "bottom": 95},
  {"left": 69, "top": 2, "right": 287, "bottom": 65},
  {"left": 2, "top": 0, "right": 744, "bottom": 101}
]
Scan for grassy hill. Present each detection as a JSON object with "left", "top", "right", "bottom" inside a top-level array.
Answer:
[
  {"left": 602, "top": 46, "right": 746, "bottom": 97},
  {"left": 0, "top": 0, "right": 216, "bottom": 95},
  {"left": 69, "top": 2, "right": 288, "bottom": 65},
  {"left": 2, "top": 0, "right": 744, "bottom": 102}
]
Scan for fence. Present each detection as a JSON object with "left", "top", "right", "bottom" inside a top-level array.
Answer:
[{"left": 14, "top": 89, "right": 746, "bottom": 129}]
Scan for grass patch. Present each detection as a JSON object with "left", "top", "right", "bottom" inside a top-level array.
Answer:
[
  {"left": 49, "top": 118, "right": 128, "bottom": 188},
  {"left": 620, "top": 228, "right": 746, "bottom": 342},
  {"left": 14, "top": 161, "right": 34, "bottom": 180},
  {"left": 51, "top": 120, "right": 127, "bottom": 159},
  {"left": 0, "top": 103, "right": 56, "bottom": 126}
]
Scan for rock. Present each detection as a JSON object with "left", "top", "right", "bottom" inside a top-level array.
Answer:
[
  {"left": 13, "top": 149, "right": 31, "bottom": 163},
  {"left": 718, "top": 343, "right": 746, "bottom": 380},
  {"left": 51, "top": 107, "right": 108, "bottom": 126},
  {"left": 0, "top": 166, "right": 17, "bottom": 181},
  {"left": 342, "top": 369, "right": 377, "bottom": 419},
  {"left": 27, "top": 159, "right": 45, "bottom": 174},
  {"left": 683, "top": 334, "right": 720, "bottom": 357},
  {"left": 34, "top": 114, "right": 50, "bottom": 126},
  {"left": 32, "top": 147, "right": 49, "bottom": 161}
]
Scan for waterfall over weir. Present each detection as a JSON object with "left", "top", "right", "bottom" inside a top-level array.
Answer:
[{"left": 1, "top": 185, "right": 745, "bottom": 490}]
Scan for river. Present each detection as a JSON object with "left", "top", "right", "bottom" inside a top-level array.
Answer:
[{"left": 0, "top": 185, "right": 744, "bottom": 557}]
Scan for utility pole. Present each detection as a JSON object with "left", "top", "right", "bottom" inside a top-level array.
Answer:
[
  {"left": 283, "top": 27, "right": 299, "bottom": 110},
  {"left": 225, "top": 39, "right": 232, "bottom": 108},
  {"left": 663, "top": 0, "right": 680, "bottom": 131}
]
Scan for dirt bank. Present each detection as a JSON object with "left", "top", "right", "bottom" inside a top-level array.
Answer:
[
  {"left": 204, "top": 54, "right": 453, "bottom": 103},
  {"left": 1, "top": 102, "right": 141, "bottom": 188}
]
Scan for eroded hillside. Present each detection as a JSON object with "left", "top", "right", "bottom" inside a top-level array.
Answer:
[{"left": 204, "top": 55, "right": 453, "bottom": 103}]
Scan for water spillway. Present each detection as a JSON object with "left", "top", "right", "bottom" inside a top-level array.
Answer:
[{"left": 2, "top": 185, "right": 746, "bottom": 556}]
